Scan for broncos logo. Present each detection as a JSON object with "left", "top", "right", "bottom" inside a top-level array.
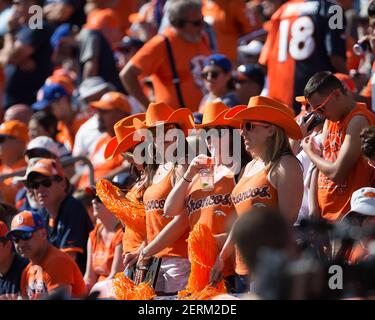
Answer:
[{"left": 27, "top": 265, "right": 47, "bottom": 299}]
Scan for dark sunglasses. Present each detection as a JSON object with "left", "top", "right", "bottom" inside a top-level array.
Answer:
[
  {"left": 184, "top": 19, "right": 204, "bottom": 27},
  {"left": 201, "top": 71, "right": 221, "bottom": 80},
  {"left": 241, "top": 121, "right": 271, "bottom": 132},
  {"left": 25, "top": 148, "right": 56, "bottom": 160},
  {"left": 8, "top": 231, "right": 33, "bottom": 243},
  {"left": 0, "top": 135, "right": 15, "bottom": 144},
  {"left": 26, "top": 176, "right": 61, "bottom": 190}
]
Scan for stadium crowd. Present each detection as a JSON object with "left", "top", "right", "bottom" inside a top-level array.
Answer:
[{"left": 0, "top": 0, "right": 375, "bottom": 300}]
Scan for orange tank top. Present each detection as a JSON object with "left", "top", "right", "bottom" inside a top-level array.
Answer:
[
  {"left": 122, "top": 183, "right": 147, "bottom": 253},
  {"left": 231, "top": 165, "right": 278, "bottom": 275},
  {"left": 143, "top": 168, "right": 188, "bottom": 258},
  {"left": 89, "top": 224, "right": 123, "bottom": 281},
  {"left": 186, "top": 169, "right": 237, "bottom": 275},
  {"left": 318, "top": 103, "right": 375, "bottom": 222}
]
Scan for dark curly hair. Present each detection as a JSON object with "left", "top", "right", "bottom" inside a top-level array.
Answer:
[{"left": 360, "top": 126, "right": 375, "bottom": 160}]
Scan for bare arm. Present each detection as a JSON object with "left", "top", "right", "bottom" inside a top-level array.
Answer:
[
  {"left": 274, "top": 156, "right": 304, "bottom": 225},
  {"left": 303, "top": 115, "right": 370, "bottom": 183},
  {"left": 83, "top": 238, "right": 97, "bottom": 291},
  {"left": 106, "top": 243, "right": 124, "bottom": 280},
  {"left": 82, "top": 57, "right": 98, "bottom": 80},
  {"left": 308, "top": 167, "right": 320, "bottom": 218},
  {"left": 120, "top": 63, "right": 150, "bottom": 109},
  {"left": 0, "top": 36, "right": 34, "bottom": 66}
]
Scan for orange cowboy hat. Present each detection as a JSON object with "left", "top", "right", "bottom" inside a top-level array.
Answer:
[
  {"left": 295, "top": 96, "right": 308, "bottom": 105},
  {"left": 133, "top": 102, "right": 195, "bottom": 136},
  {"left": 195, "top": 101, "right": 242, "bottom": 129},
  {"left": 104, "top": 113, "right": 146, "bottom": 160},
  {"left": 224, "top": 96, "right": 302, "bottom": 140}
]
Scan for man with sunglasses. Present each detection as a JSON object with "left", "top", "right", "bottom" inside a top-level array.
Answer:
[
  {"left": 121, "top": 0, "right": 211, "bottom": 111},
  {"left": 18, "top": 158, "right": 93, "bottom": 274},
  {"left": 0, "top": 120, "right": 28, "bottom": 206},
  {"left": 6, "top": 211, "right": 86, "bottom": 299},
  {"left": 0, "top": 221, "right": 28, "bottom": 300},
  {"left": 302, "top": 72, "right": 375, "bottom": 224}
]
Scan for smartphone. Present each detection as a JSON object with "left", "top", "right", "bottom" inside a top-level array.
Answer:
[{"left": 303, "top": 112, "right": 324, "bottom": 132}]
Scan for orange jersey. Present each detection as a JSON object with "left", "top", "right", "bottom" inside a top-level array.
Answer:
[
  {"left": 231, "top": 166, "right": 278, "bottom": 275},
  {"left": 259, "top": 0, "right": 346, "bottom": 112},
  {"left": 186, "top": 170, "right": 237, "bottom": 275},
  {"left": 143, "top": 168, "right": 189, "bottom": 258},
  {"left": 318, "top": 103, "right": 375, "bottom": 222},
  {"left": 130, "top": 27, "right": 211, "bottom": 111},
  {"left": 78, "top": 133, "right": 124, "bottom": 189},
  {"left": 122, "top": 183, "right": 147, "bottom": 253},
  {"left": 202, "top": 0, "right": 253, "bottom": 62},
  {"left": 21, "top": 245, "right": 86, "bottom": 300},
  {"left": 89, "top": 224, "right": 123, "bottom": 281},
  {"left": 0, "top": 158, "right": 26, "bottom": 206}
]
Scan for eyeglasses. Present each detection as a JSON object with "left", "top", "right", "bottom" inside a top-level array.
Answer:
[
  {"left": 241, "top": 121, "right": 271, "bottom": 132},
  {"left": 8, "top": 231, "right": 33, "bottom": 243},
  {"left": 311, "top": 89, "right": 339, "bottom": 114},
  {"left": 184, "top": 19, "right": 204, "bottom": 27},
  {"left": 26, "top": 177, "right": 61, "bottom": 190},
  {"left": 201, "top": 70, "right": 221, "bottom": 80},
  {"left": 0, "top": 135, "right": 15, "bottom": 144}
]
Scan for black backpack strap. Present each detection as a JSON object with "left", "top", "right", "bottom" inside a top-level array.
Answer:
[{"left": 162, "top": 35, "right": 185, "bottom": 108}]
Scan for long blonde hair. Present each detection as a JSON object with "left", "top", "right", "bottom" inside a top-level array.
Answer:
[{"left": 264, "top": 126, "right": 294, "bottom": 168}]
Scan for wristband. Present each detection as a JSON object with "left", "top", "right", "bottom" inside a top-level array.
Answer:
[{"left": 182, "top": 174, "right": 192, "bottom": 183}]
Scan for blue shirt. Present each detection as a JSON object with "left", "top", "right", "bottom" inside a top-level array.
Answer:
[{"left": 0, "top": 254, "right": 28, "bottom": 298}]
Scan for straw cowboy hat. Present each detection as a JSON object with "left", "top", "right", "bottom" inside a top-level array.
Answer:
[
  {"left": 224, "top": 96, "right": 302, "bottom": 140},
  {"left": 133, "top": 102, "right": 195, "bottom": 136},
  {"left": 195, "top": 101, "right": 242, "bottom": 129},
  {"left": 104, "top": 113, "right": 146, "bottom": 160}
]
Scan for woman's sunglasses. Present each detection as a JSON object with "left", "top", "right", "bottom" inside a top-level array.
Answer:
[
  {"left": 241, "top": 121, "right": 271, "bottom": 132},
  {"left": 201, "top": 70, "right": 221, "bottom": 80},
  {"left": 8, "top": 231, "right": 33, "bottom": 243}
]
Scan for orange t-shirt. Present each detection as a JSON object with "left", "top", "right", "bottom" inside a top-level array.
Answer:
[
  {"left": 114, "top": 0, "right": 138, "bottom": 33},
  {"left": 89, "top": 223, "right": 123, "bottom": 282},
  {"left": 21, "top": 245, "right": 86, "bottom": 300},
  {"left": 0, "top": 158, "right": 26, "bottom": 206},
  {"left": 202, "top": 0, "right": 253, "bottom": 62},
  {"left": 78, "top": 132, "right": 124, "bottom": 189},
  {"left": 143, "top": 168, "right": 188, "bottom": 258},
  {"left": 231, "top": 166, "right": 278, "bottom": 275},
  {"left": 130, "top": 27, "right": 211, "bottom": 111},
  {"left": 318, "top": 103, "right": 375, "bottom": 222},
  {"left": 122, "top": 183, "right": 147, "bottom": 254},
  {"left": 186, "top": 170, "right": 237, "bottom": 275}
]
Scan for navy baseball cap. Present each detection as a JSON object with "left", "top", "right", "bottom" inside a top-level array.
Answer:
[
  {"left": 32, "top": 83, "right": 69, "bottom": 111},
  {"left": 204, "top": 54, "right": 232, "bottom": 73},
  {"left": 235, "top": 64, "right": 265, "bottom": 87},
  {"left": 50, "top": 23, "right": 72, "bottom": 49}
]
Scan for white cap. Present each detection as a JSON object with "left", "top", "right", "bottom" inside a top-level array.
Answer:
[
  {"left": 238, "top": 40, "right": 264, "bottom": 56},
  {"left": 347, "top": 188, "right": 375, "bottom": 216},
  {"left": 26, "top": 136, "right": 59, "bottom": 157},
  {"left": 78, "top": 77, "right": 115, "bottom": 100}
]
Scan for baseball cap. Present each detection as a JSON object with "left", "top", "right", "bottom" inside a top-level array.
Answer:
[
  {"left": 32, "top": 83, "right": 69, "bottom": 111},
  {"left": 50, "top": 23, "right": 72, "bottom": 49},
  {"left": 26, "top": 136, "right": 59, "bottom": 158},
  {"left": 347, "top": 188, "right": 375, "bottom": 216},
  {"left": 90, "top": 92, "right": 131, "bottom": 113},
  {"left": 0, "top": 120, "right": 28, "bottom": 144},
  {"left": 16, "top": 158, "right": 65, "bottom": 183},
  {"left": 204, "top": 54, "right": 232, "bottom": 72},
  {"left": 234, "top": 64, "right": 265, "bottom": 87},
  {"left": 238, "top": 40, "right": 264, "bottom": 56},
  {"left": 7, "top": 211, "right": 45, "bottom": 236},
  {"left": 0, "top": 221, "right": 8, "bottom": 238},
  {"left": 78, "top": 77, "right": 115, "bottom": 101}
]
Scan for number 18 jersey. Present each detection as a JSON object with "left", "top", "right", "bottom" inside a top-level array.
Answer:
[{"left": 259, "top": 0, "right": 346, "bottom": 113}]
